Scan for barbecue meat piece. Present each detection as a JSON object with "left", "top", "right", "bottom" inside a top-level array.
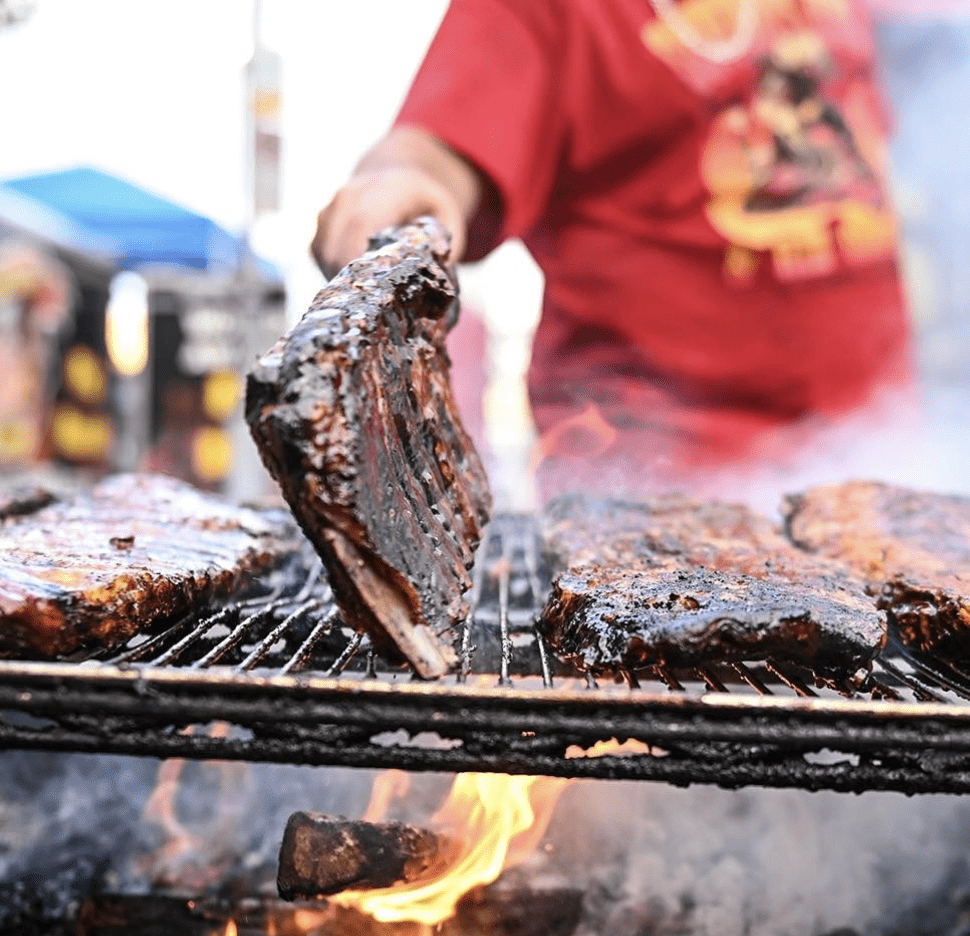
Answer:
[
  {"left": 277, "top": 812, "right": 460, "bottom": 899},
  {"left": 0, "top": 473, "right": 297, "bottom": 659},
  {"left": 246, "top": 220, "right": 491, "bottom": 678},
  {"left": 539, "top": 495, "right": 885, "bottom": 679},
  {"left": 784, "top": 480, "right": 970, "bottom": 656}
]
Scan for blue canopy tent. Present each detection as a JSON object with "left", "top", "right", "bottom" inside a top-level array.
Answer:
[
  {"left": 0, "top": 166, "right": 277, "bottom": 278},
  {"left": 0, "top": 183, "right": 118, "bottom": 263}
]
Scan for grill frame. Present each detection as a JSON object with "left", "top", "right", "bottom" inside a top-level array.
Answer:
[
  {"left": 4, "top": 660, "right": 970, "bottom": 792},
  {"left": 3, "top": 514, "right": 970, "bottom": 794}
]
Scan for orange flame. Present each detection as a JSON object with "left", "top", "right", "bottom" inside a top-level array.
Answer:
[
  {"left": 224, "top": 920, "right": 238, "bottom": 936},
  {"left": 292, "top": 909, "right": 327, "bottom": 932},
  {"left": 529, "top": 403, "right": 619, "bottom": 477},
  {"left": 331, "top": 773, "right": 570, "bottom": 926},
  {"left": 565, "top": 737, "right": 655, "bottom": 759},
  {"left": 141, "top": 730, "right": 201, "bottom": 864},
  {"left": 361, "top": 769, "right": 411, "bottom": 823},
  {"left": 139, "top": 722, "right": 253, "bottom": 888}
]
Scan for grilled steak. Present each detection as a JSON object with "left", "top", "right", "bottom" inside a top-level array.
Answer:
[
  {"left": 246, "top": 220, "right": 491, "bottom": 679},
  {"left": 540, "top": 495, "right": 885, "bottom": 679},
  {"left": 0, "top": 473, "right": 297, "bottom": 659},
  {"left": 784, "top": 480, "right": 970, "bottom": 656}
]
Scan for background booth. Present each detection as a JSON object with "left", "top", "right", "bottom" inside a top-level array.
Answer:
[{"left": 0, "top": 166, "right": 285, "bottom": 492}]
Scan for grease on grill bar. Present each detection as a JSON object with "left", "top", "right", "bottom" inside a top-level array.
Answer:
[{"left": 3, "top": 515, "right": 970, "bottom": 794}]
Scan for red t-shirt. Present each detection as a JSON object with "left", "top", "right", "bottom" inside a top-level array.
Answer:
[{"left": 396, "top": 0, "right": 912, "bottom": 469}]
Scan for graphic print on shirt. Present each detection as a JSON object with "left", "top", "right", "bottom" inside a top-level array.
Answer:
[{"left": 643, "top": 0, "right": 898, "bottom": 282}]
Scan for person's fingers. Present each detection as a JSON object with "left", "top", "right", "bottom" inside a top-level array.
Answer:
[
  {"left": 312, "top": 197, "right": 371, "bottom": 280},
  {"left": 310, "top": 167, "right": 470, "bottom": 278},
  {"left": 431, "top": 192, "right": 467, "bottom": 265},
  {"left": 310, "top": 200, "right": 338, "bottom": 276},
  {"left": 329, "top": 215, "right": 372, "bottom": 276}
]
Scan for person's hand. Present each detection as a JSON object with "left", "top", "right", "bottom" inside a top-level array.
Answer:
[{"left": 311, "top": 165, "right": 469, "bottom": 280}]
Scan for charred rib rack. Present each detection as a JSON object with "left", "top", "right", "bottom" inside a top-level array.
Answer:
[
  {"left": 0, "top": 473, "right": 297, "bottom": 659},
  {"left": 539, "top": 495, "right": 886, "bottom": 680},
  {"left": 246, "top": 219, "right": 491, "bottom": 679},
  {"left": 784, "top": 480, "right": 970, "bottom": 657}
]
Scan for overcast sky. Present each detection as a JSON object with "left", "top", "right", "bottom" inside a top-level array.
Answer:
[{"left": 0, "top": 0, "right": 450, "bottom": 309}]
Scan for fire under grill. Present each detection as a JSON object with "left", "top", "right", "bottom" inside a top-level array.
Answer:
[{"left": 3, "top": 515, "right": 970, "bottom": 794}]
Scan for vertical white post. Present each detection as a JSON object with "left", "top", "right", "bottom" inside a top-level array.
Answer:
[{"left": 228, "top": 0, "right": 265, "bottom": 501}]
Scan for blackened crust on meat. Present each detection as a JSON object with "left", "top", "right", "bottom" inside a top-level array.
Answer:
[
  {"left": 0, "top": 486, "right": 57, "bottom": 520},
  {"left": 245, "top": 219, "right": 491, "bottom": 679},
  {"left": 784, "top": 480, "right": 970, "bottom": 656},
  {"left": 542, "top": 565, "right": 882, "bottom": 678},
  {"left": 0, "top": 473, "right": 298, "bottom": 659},
  {"left": 539, "top": 495, "right": 886, "bottom": 679}
]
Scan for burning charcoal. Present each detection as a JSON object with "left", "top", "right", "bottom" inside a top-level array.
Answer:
[
  {"left": 246, "top": 219, "right": 492, "bottom": 679},
  {"left": 314, "top": 886, "right": 583, "bottom": 936},
  {"left": 450, "top": 885, "right": 584, "bottom": 936},
  {"left": 76, "top": 895, "right": 224, "bottom": 936},
  {"left": 784, "top": 480, "right": 970, "bottom": 657},
  {"left": 539, "top": 495, "right": 886, "bottom": 680},
  {"left": 0, "top": 473, "right": 300, "bottom": 659},
  {"left": 277, "top": 812, "right": 460, "bottom": 900}
]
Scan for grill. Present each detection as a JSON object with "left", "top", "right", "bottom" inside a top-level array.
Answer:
[{"left": 2, "top": 515, "right": 970, "bottom": 794}]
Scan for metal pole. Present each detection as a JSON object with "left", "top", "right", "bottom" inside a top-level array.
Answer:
[{"left": 227, "top": 0, "right": 265, "bottom": 500}]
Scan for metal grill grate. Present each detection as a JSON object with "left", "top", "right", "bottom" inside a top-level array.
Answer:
[{"left": 2, "top": 515, "right": 970, "bottom": 794}]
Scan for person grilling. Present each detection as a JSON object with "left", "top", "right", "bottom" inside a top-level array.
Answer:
[{"left": 311, "top": 0, "right": 923, "bottom": 506}]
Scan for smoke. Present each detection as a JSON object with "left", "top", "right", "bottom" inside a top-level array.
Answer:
[
  {"left": 529, "top": 379, "right": 970, "bottom": 520},
  {"left": 543, "top": 781, "right": 970, "bottom": 936},
  {"left": 0, "top": 750, "right": 383, "bottom": 919}
]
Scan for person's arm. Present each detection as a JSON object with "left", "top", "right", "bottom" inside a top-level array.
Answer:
[{"left": 310, "top": 125, "right": 486, "bottom": 279}]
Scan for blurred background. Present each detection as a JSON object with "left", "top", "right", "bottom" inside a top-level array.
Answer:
[{"left": 0, "top": 0, "right": 967, "bottom": 508}]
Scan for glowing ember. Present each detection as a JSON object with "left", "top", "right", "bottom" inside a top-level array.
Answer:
[
  {"left": 331, "top": 773, "right": 570, "bottom": 925},
  {"left": 293, "top": 908, "right": 328, "bottom": 932}
]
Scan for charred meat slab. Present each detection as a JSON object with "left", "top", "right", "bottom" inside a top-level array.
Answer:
[
  {"left": 539, "top": 495, "right": 885, "bottom": 679},
  {"left": 0, "top": 473, "right": 297, "bottom": 659},
  {"left": 246, "top": 220, "right": 491, "bottom": 679},
  {"left": 277, "top": 812, "right": 459, "bottom": 900},
  {"left": 784, "top": 480, "right": 970, "bottom": 656}
]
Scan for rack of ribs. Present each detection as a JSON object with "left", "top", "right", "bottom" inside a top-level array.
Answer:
[
  {"left": 0, "top": 472, "right": 297, "bottom": 659},
  {"left": 246, "top": 219, "right": 491, "bottom": 679},
  {"left": 539, "top": 494, "right": 886, "bottom": 681},
  {"left": 784, "top": 480, "right": 970, "bottom": 657}
]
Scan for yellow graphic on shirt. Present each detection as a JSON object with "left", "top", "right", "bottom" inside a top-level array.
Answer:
[
  {"left": 644, "top": 0, "right": 897, "bottom": 282},
  {"left": 643, "top": 0, "right": 853, "bottom": 89}
]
